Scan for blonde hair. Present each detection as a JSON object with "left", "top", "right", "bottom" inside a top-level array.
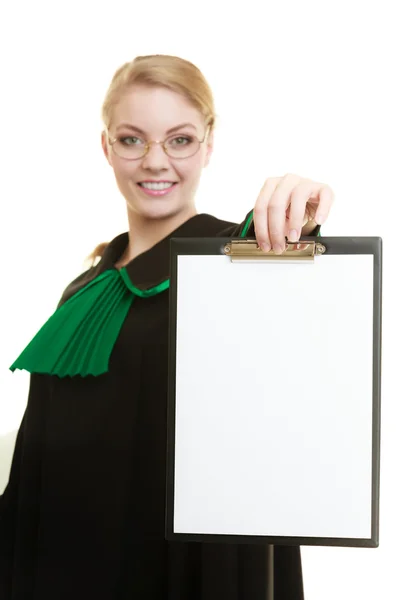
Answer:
[{"left": 87, "top": 54, "right": 216, "bottom": 268}]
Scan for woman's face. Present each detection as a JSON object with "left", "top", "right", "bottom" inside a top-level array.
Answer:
[{"left": 101, "top": 84, "right": 213, "bottom": 221}]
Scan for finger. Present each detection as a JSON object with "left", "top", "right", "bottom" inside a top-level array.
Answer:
[
  {"left": 268, "top": 203, "right": 287, "bottom": 253},
  {"left": 268, "top": 175, "right": 299, "bottom": 253},
  {"left": 314, "top": 185, "right": 335, "bottom": 225},
  {"left": 287, "top": 181, "right": 320, "bottom": 242},
  {"left": 253, "top": 178, "right": 280, "bottom": 251}
]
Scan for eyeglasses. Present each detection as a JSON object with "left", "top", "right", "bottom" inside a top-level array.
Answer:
[{"left": 107, "top": 127, "right": 210, "bottom": 160}]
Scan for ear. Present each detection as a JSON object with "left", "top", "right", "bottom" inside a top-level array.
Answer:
[
  {"left": 203, "top": 130, "right": 214, "bottom": 168},
  {"left": 101, "top": 130, "right": 113, "bottom": 166}
]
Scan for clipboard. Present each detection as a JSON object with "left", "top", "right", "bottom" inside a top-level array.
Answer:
[{"left": 166, "top": 236, "right": 382, "bottom": 549}]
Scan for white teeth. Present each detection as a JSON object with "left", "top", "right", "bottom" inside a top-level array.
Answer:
[{"left": 140, "top": 182, "right": 175, "bottom": 190}]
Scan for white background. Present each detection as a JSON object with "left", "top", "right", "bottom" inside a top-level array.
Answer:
[{"left": 0, "top": 1, "right": 398, "bottom": 598}]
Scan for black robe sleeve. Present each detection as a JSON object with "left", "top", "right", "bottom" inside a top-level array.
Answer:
[
  {"left": 0, "top": 374, "right": 49, "bottom": 596},
  {"left": 0, "top": 415, "right": 25, "bottom": 596}
]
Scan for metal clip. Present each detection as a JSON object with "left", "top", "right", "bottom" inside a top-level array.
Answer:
[{"left": 224, "top": 240, "right": 326, "bottom": 262}]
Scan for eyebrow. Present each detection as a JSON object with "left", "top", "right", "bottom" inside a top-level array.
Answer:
[{"left": 115, "top": 122, "right": 197, "bottom": 135}]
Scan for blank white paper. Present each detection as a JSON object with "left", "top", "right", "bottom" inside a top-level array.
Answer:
[{"left": 173, "top": 254, "right": 374, "bottom": 539}]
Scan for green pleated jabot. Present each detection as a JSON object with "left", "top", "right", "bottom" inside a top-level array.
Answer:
[
  {"left": 10, "top": 214, "right": 253, "bottom": 379},
  {"left": 9, "top": 267, "right": 170, "bottom": 378}
]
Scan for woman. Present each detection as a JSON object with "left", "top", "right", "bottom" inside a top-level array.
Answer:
[{"left": 1, "top": 54, "right": 334, "bottom": 599}]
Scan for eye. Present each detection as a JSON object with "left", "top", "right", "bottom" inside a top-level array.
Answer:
[
  {"left": 119, "top": 136, "right": 143, "bottom": 146},
  {"left": 169, "top": 135, "right": 193, "bottom": 146}
]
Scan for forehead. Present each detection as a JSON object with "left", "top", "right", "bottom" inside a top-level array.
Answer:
[{"left": 111, "top": 85, "right": 203, "bottom": 133}]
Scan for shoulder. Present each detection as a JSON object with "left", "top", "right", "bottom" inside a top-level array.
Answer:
[
  {"left": 199, "top": 210, "right": 253, "bottom": 238},
  {"left": 56, "top": 267, "right": 99, "bottom": 309},
  {"left": 191, "top": 213, "right": 239, "bottom": 236},
  {"left": 56, "top": 232, "right": 129, "bottom": 309}
]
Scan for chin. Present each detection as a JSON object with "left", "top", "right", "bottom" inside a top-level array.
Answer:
[{"left": 129, "top": 199, "right": 186, "bottom": 222}]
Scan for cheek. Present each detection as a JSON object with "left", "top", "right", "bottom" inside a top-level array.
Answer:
[
  {"left": 178, "top": 157, "right": 205, "bottom": 182},
  {"left": 112, "top": 161, "right": 138, "bottom": 185}
]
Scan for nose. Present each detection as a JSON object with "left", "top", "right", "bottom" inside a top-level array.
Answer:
[{"left": 141, "top": 141, "right": 170, "bottom": 170}]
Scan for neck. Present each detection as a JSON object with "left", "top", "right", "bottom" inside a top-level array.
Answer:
[{"left": 117, "top": 206, "right": 198, "bottom": 267}]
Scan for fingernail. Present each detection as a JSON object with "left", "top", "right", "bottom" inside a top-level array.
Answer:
[
  {"left": 289, "top": 229, "right": 298, "bottom": 242},
  {"left": 262, "top": 243, "right": 271, "bottom": 252},
  {"left": 316, "top": 214, "right": 325, "bottom": 225},
  {"left": 274, "top": 245, "right": 283, "bottom": 254}
]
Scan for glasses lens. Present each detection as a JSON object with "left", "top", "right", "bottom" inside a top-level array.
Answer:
[
  {"left": 113, "top": 137, "right": 146, "bottom": 159},
  {"left": 165, "top": 135, "right": 200, "bottom": 158}
]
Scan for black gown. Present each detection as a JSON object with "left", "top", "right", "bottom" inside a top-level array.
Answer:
[{"left": 0, "top": 211, "right": 320, "bottom": 599}]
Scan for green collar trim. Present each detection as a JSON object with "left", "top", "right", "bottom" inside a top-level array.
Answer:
[
  {"left": 240, "top": 210, "right": 254, "bottom": 238},
  {"left": 119, "top": 267, "right": 170, "bottom": 296}
]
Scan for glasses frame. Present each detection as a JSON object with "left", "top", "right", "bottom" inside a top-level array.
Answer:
[{"left": 106, "top": 126, "right": 211, "bottom": 161}]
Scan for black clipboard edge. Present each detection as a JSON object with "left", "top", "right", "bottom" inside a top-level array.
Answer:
[{"left": 166, "top": 236, "right": 382, "bottom": 549}]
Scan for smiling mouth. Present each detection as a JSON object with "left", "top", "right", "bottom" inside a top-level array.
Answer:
[
  {"left": 138, "top": 182, "right": 177, "bottom": 190},
  {"left": 137, "top": 182, "right": 178, "bottom": 196}
]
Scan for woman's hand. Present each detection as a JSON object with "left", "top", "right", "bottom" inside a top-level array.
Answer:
[{"left": 253, "top": 173, "right": 335, "bottom": 254}]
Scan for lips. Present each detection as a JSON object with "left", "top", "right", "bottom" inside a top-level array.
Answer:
[
  {"left": 137, "top": 182, "right": 178, "bottom": 190},
  {"left": 138, "top": 180, "right": 178, "bottom": 184},
  {"left": 136, "top": 181, "right": 178, "bottom": 197}
]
